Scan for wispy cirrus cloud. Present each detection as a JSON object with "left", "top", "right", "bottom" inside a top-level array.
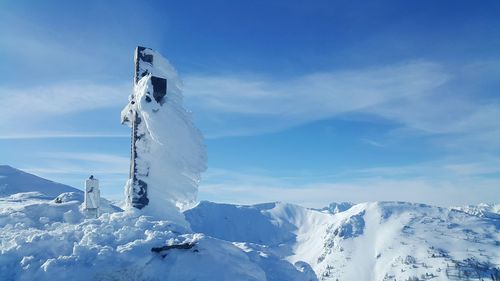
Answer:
[
  {"left": 0, "top": 81, "right": 130, "bottom": 136},
  {"left": 201, "top": 178, "right": 500, "bottom": 208},
  {"left": 184, "top": 61, "right": 450, "bottom": 138},
  {"left": 3, "top": 55, "right": 498, "bottom": 149},
  {"left": 183, "top": 60, "right": 500, "bottom": 153},
  {"left": 199, "top": 160, "right": 500, "bottom": 208},
  {"left": 24, "top": 152, "right": 129, "bottom": 176},
  {"left": 0, "top": 81, "right": 129, "bottom": 118},
  {"left": 360, "top": 138, "right": 385, "bottom": 148}
]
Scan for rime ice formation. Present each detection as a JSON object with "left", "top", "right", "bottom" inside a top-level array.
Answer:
[{"left": 121, "top": 47, "right": 207, "bottom": 222}]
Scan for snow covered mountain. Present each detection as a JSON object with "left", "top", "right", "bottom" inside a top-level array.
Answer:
[
  {"left": 0, "top": 165, "right": 79, "bottom": 197},
  {"left": 0, "top": 169, "right": 498, "bottom": 280},
  {"left": 186, "top": 201, "right": 500, "bottom": 280}
]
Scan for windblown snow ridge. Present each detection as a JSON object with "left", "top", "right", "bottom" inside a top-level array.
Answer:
[{"left": 186, "top": 201, "right": 500, "bottom": 280}]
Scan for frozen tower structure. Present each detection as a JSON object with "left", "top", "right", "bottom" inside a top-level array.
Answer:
[
  {"left": 121, "top": 46, "right": 207, "bottom": 220},
  {"left": 125, "top": 46, "right": 167, "bottom": 209}
]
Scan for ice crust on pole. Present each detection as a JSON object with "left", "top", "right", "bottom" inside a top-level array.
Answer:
[{"left": 121, "top": 47, "right": 207, "bottom": 222}]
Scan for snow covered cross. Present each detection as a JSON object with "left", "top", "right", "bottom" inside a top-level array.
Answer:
[
  {"left": 121, "top": 46, "right": 205, "bottom": 217},
  {"left": 125, "top": 46, "right": 167, "bottom": 210}
]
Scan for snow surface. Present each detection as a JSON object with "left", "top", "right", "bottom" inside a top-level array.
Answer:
[
  {"left": 0, "top": 165, "right": 78, "bottom": 197},
  {"left": 452, "top": 203, "right": 500, "bottom": 220},
  {"left": 121, "top": 50, "right": 207, "bottom": 222},
  {"left": 319, "top": 202, "right": 354, "bottom": 214},
  {"left": 0, "top": 167, "right": 499, "bottom": 281},
  {"left": 2, "top": 180, "right": 498, "bottom": 281},
  {"left": 0, "top": 191, "right": 311, "bottom": 280},
  {"left": 186, "top": 201, "right": 500, "bottom": 280}
]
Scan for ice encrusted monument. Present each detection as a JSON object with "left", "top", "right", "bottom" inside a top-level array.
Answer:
[{"left": 121, "top": 46, "right": 207, "bottom": 221}]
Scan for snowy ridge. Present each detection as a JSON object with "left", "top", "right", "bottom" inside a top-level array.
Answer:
[
  {"left": 0, "top": 165, "right": 79, "bottom": 197},
  {"left": 186, "top": 201, "right": 500, "bottom": 280},
  {"left": 1, "top": 168, "right": 499, "bottom": 280},
  {"left": 451, "top": 203, "right": 500, "bottom": 220}
]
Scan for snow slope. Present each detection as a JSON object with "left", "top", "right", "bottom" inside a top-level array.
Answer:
[
  {"left": 0, "top": 196, "right": 311, "bottom": 281},
  {"left": 0, "top": 169, "right": 311, "bottom": 281},
  {"left": 0, "top": 165, "right": 79, "bottom": 197},
  {"left": 186, "top": 201, "right": 500, "bottom": 280},
  {"left": 0, "top": 166, "right": 120, "bottom": 214},
  {"left": 1, "top": 169, "right": 498, "bottom": 280},
  {"left": 452, "top": 203, "right": 500, "bottom": 220}
]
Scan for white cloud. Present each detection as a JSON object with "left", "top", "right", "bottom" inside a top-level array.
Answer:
[
  {"left": 0, "top": 7, "right": 154, "bottom": 79},
  {"left": 367, "top": 93, "right": 500, "bottom": 136},
  {"left": 184, "top": 61, "right": 450, "bottom": 137},
  {"left": 360, "top": 138, "right": 384, "bottom": 148},
  {"left": 31, "top": 152, "right": 130, "bottom": 174},
  {"left": 198, "top": 163, "right": 500, "bottom": 208},
  {"left": 3, "top": 56, "right": 497, "bottom": 151},
  {"left": 183, "top": 60, "right": 500, "bottom": 152},
  {"left": 0, "top": 82, "right": 129, "bottom": 117},
  {"left": 199, "top": 177, "right": 490, "bottom": 208},
  {"left": 0, "top": 81, "right": 130, "bottom": 132}
]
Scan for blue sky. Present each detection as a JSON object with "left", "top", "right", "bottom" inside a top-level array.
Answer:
[{"left": 1, "top": 0, "right": 499, "bottom": 207}]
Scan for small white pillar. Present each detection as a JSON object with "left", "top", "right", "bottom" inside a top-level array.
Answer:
[{"left": 84, "top": 175, "right": 100, "bottom": 218}]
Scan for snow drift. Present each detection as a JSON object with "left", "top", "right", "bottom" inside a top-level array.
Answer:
[{"left": 0, "top": 192, "right": 311, "bottom": 281}]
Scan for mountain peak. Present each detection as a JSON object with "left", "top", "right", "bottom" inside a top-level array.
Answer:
[
  {"left": 0, "top": 165, "right": 80, "bottom": 197},
  {"left": 0, "top": 164, "right": 17, "bottom": 171}
]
